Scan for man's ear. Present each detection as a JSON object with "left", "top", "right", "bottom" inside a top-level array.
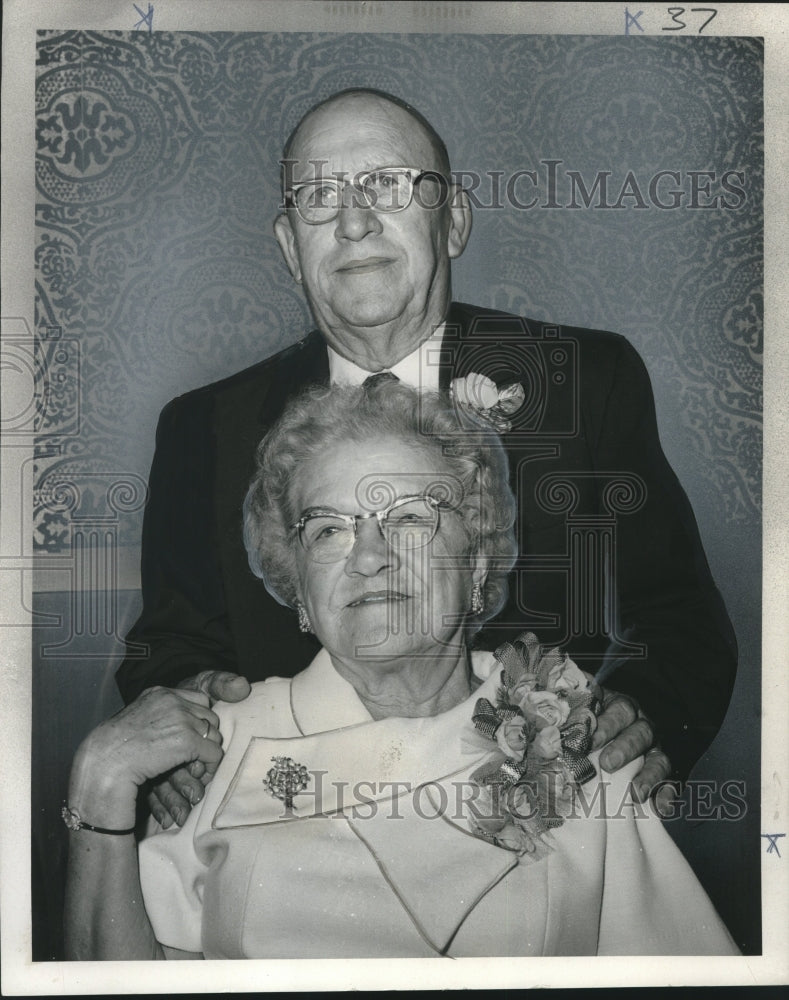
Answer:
[
  {"left": 446, "top": 186, "right": 472, "bottom": 260},
  {"left": 274, "top": 213, "right": 302, "bottom": 283}
]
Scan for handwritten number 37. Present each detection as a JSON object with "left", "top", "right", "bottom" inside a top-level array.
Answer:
[{"left": 662, "top": 8, "right": 718, "bottom": 33}]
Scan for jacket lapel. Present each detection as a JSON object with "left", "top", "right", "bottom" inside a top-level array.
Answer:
[
  {"left": 345, "top": 780, "right": 519, "bottom": 955},
  {"left": 441, "top": 301, "right": 541, "bottom": 393},
  {"left": 255, "top": 329, "right": 329, "bottom": 427},
  {"left": 213, "top": 649, "right": 501, "bottom": 826}
]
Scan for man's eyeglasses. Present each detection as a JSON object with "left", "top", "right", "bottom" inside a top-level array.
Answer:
[
  {"left": 284, "top": 166, "right": 445, "bottom": 225},
  {"left": 291, "top": 494, "right": 453, "bottom": 563}
]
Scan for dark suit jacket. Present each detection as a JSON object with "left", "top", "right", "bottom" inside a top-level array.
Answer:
[{"left": 117, "top": 302, "right": 737, "bottom": 782}]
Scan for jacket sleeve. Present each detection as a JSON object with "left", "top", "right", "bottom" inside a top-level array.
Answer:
[
  {"left": 591, "top": 337, "right": 738, "bottom": 782},
  {"left": 115, "top": 391, "right": 239, "bottom": 702}
]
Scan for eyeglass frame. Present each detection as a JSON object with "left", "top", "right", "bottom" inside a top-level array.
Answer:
[
  {"left": 290, "top": 493, "right": 455, "bottom": 563},
  {"left": 282, "top": 166, "right": 448, "bottom": 225}
]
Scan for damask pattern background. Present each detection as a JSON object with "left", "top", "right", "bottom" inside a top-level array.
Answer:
[
  {"left": 34, "top": 31, "right": 761, "bottom": 550},
  {"left": 31, "top": 30, "right": 762, "bottom": 957}
]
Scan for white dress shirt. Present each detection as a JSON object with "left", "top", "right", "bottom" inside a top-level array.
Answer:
[{"left": 327, "top": 325, "right": 445, "bottom": 391}]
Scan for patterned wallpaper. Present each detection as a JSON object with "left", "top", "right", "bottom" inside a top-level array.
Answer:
[{"left": 34, "top": 31, "right": 762, "bottom": 559}]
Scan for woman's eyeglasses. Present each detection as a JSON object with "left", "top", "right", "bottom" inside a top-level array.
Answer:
[
  {"left": 284, "top": 167, "right": 446, "bottom": 225},
  {"left": 291, "top": 494, "right": 451, "bottom": 563}
]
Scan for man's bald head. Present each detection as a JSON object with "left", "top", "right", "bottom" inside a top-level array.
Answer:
[
  {"left": 274, "top": 86, "right": 471, "bottom": 372},
  {"left": 282, "top": 88, "right": 451, "bottom": 181}
]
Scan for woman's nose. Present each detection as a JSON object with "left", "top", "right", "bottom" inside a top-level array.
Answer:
[{"left": 344, "top": 518, "right": 400, "bottom": 576}]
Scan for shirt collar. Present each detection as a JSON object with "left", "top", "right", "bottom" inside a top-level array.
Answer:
[
  {"left": 327, "top": 324, "right": 445, "bottom": 392},
  {"left": 290, "top": 645, "right": 497, "bottom": 737}
]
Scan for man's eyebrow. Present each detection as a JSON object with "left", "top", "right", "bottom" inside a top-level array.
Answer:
[
  {"left": 290, "top": 176, "right": 341, "bottom": 186},
  {"left": 290, "top": 163, "right": 410, "bottom": 184}
]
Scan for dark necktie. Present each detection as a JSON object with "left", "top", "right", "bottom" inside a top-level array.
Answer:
[{"left": 362, "top": 371, "right": 400, "bottom": 389}]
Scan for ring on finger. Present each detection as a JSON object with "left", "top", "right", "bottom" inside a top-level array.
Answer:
[{"left": 200, "top": 718, "right": 210, "bottom": 739}]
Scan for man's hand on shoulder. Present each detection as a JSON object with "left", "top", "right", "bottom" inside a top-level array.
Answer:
[
  {"left": 147, "top": 671, "right": 252, "bottom": 828},
  {"left": 178, "top": 669, "right": 252, "bottom": 704},
  {"left": 591, "top": 688, "right": 677, "bottom": 813}
]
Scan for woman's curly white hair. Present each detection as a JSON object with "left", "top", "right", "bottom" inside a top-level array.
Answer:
[{"left": 243, "top": 380, "right": 518, "bottom": 635}]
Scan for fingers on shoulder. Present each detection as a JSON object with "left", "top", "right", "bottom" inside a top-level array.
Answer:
[
  {"left": 137, "top": 689, "right": 224, "bottom": 765},
  {"left": 171, "top": 766, "right": 207, "bottom": 806},
  {"left": 169, "top": 681, "right": 212, "bottom": 708},
  {"left": 641, "top": 747, "right": 672, "bottom": 781},
  {"left": 594, "top": 692, "right": 639, "bottom": 744},
  {"left": 601, "top": 691, "right": 639, "bottom": 724},
  {"left": 626, "top": 715, "right": 655, "bottom": 750},
  {"left": 141, "top": 686, "right": 220, "bottom": 728},
  {"left": 150, "top": 781, "right": 191, "bottom": 828},
  {"left": 137, "top": 684, "right": 198, "bottom": 710},
  {"left": 169, "top": 720, "right": 224, "bottom": 766},
  {"left": 178, "top": 670, "right": 247, "bottom": 703},
  {"left": 147, "top": 789, "right": 174, "bottom": 829}
]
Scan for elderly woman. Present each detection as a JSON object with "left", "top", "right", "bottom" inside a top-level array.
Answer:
[{"left": 65, "top": 381, "right": 737, "bottom": 959}]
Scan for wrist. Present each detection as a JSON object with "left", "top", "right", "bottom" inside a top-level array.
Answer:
[
  {"left": 69, "top": 736, "right": 139, "bottom": 830},
  {"left": 61, "top": 804, "right": 136, "bottom": 835}
]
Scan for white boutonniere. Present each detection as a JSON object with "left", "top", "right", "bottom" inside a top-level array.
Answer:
[{"left": 449, "top": 372, "right": 525, "bottom": 433}]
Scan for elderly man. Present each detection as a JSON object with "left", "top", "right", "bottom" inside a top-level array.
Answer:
[{"left": 116, "top": 89, "right": 736, "bottom": 825}]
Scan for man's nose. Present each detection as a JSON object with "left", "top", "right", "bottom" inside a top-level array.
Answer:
[
  {"left": 344, "top": 518, "right": 400, "bottom": 576},
  {"left": 333, "top": 188, "right": 383, "bottom": 242}
]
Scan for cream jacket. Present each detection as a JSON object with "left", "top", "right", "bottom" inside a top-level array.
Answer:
[{"left": 138, "top": 649, "right": 738, "bottom": 958}]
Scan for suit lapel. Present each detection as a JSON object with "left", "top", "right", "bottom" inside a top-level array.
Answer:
[
  {"left": 256, "top": 329, "right": 329, "bottom": 427},
  {"left": 441, "top": 301, "right": 540, "bottom": 392}
]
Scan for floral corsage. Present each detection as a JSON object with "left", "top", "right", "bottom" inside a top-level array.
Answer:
[
  {"left": 465, "top": 632, "right": 602, "bottom": 859},
  {"left": 449, "top": 372, "right": 525, "bottom": 433}
]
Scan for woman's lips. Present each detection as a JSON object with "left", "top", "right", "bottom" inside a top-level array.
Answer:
[{"left": 347, "top": 591, "right": 409, "bottom": 608}]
